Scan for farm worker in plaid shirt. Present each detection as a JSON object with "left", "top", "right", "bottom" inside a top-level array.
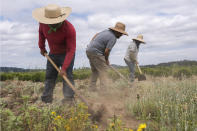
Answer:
[
  {"left": 86, "top": 22, "right": 128, "bottom": 91},
  {"left": 32, "top": 4, "right": 76, "bottom": 103}
]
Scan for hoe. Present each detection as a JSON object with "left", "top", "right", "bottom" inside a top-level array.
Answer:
[
  {"left": 110, "top": 65, "right": 132, "bottom": 85},
  {"left": 110, "top": 64, "right": 146, "bottom": 83},
  {"left": 44, "top": 53, "right": 105, "bottom": 121},
  {"left": 136, "top": 63, "right": 146, "bottom": 81}
]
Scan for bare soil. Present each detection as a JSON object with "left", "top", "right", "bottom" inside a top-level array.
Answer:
[
  {"left": 0, "top": 79, "right": 144, "bottom": 130},
  {"left": 67, "top": 79, "right": 143, "bottom": 129}
]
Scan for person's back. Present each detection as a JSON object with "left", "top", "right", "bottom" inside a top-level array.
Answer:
[
  {"left": 86, "top": 22, "right": 128, "bottom": 90},
  {"left": 124, "top": 41, "right": 139, "bottom": 62},
  {"left": 86, "top": 30, "right": 117, "bottom": 55}
]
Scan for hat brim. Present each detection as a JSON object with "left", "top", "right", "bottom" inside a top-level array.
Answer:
[
  {"left": 132, "top": 38, "right": 145, "bottom": 44},
  {"left": 109, "top": 27, "right": 128, "bottom": 36},
  {"left": 32, "top": 7, "right": 71, "bottom": 24}
]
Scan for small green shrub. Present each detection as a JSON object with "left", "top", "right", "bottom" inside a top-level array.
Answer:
[
  {"left": 32, "top": 72, "right": 45, "bottom": 82},
  {"left": 131, "top": 99, "right": 160, "bottom": 121},
  {"left": 73, "top": 69, "right": 91, "bottom": 80},
  {"left": 0, "top": 109, "right": 23, "bottom": 131},
  {"left": 0, "top": 73, "right": 7, "bottom": 81}
]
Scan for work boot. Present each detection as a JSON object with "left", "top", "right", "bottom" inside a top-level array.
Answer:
[{"left": 41, "top": 95, "right": 53, "bottom": 104}]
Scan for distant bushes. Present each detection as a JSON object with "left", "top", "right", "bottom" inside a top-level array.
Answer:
[
  {"left": 0, "top": 72, "right": 45, "bottom": 82},
  {"left": 173, "top": 68, "right": 192, "bottom": 80},
  {"left": 73, "top": 68, "right": 91, "bottom": 80},
  {"left": 0, "top": 74, "right": 14, "bottom": 81},
  {"left": 142, "top": 67, "right": 172, "bottom": 77},
  {"left": 1, "top": 65, "right": 197, "bottom": 82},
  {"left": 0, "top": 68, "right": 91, "bottom": 82},
  {"left": 141, "top": 66, "right": 195, "bottom": 79}
]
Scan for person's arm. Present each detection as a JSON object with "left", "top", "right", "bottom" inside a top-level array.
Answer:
[
  {"left": 38, "top": 24, "right": 47, "bottom": 56},
  {"left": 104, "top": 37, "right": 116, "bottom": 65},
  {"left": 60, "top": 23, "right": 76, "bottom": 76},
  {"left": 104, "top": 48, "right": 110, "bottom": 65}
]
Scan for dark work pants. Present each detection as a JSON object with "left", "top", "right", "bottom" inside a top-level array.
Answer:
[{"left": 41, "top": 53, "right": 75, "bottom": 103}]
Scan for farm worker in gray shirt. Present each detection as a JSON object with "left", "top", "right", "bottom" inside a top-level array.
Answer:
[
  {"left": 86, "top": 22, "right": 128, "bottom": 90},
  {"left": 124, "top": 34, "right": 146, "bottom": 82}
]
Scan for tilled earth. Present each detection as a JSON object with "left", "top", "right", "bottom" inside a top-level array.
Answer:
[{"left": 0, "top": 79, "right": 144, "bottom": 130}]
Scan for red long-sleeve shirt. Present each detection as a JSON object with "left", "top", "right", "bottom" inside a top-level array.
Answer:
[{"left": 38, "top": 20, "right": 76, "bottom": 71}]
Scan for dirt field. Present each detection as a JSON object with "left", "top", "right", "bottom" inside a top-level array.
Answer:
[{"left": 1, "top": 76, "right": 197, "bottom": 130}]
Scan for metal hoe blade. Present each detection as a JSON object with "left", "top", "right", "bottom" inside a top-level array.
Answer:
[
  {"left": 136, "top": 63, "right": 146, "bottom": 81},
  {"left": 138, "top": 74, "right": 146, "bottom": 81}
]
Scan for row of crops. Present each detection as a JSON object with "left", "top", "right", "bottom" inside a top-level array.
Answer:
[{"left": 0, "top": 65, "right": 197, "bottom": 82}]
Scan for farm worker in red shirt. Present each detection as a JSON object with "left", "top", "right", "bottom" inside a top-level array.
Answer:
[{"left": 32, "top": 4, "right": 76, "bottom": 103}]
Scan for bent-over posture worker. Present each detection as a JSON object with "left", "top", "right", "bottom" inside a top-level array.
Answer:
[
  {"left": 124, "top": 34, "right": 146, "bottom": 82},
  {"left": 32, "top": 4, "right": 76, "bottom": 103},
  {"left": 86, "top": 22, "right": 128, "bottom": 90}
]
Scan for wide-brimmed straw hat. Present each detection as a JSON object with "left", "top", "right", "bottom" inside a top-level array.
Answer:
[
  {"left": 132, "top": 34, "right": 145, "bottom": 43},
  {"left": 32, "top": 4, "right": 71, "bottom": 24},
  {"left": 109, "top": 22, "right": 128, "bottom": 36}
]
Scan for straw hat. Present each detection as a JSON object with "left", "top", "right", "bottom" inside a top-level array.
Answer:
[
  {"left": 32, "top": 4, "right": 71, "bottom": 24},
  {"left": 132, "top": 34, "right": 145, "bottom": 43},
  {"left": 109, "top": 22, "right": 128, "bottom": 36}
]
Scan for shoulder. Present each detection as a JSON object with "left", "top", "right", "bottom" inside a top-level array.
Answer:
[
  {"left": 99, "top": 30, "right": 108, "bottom": 35},
  {"left": 128, "top": 41, "right": 135, "bottom": 48},
  {"left": 39, "top": 23, "right": 47, "bottom": 28},
  {"left": 63, "top": 20, "right": 76, "bottom": 34},
  {"left": 39, "top": 23, "right": 45, "bottom": 26},
  {"left": 106, "top": 30, "right": 116, "bottom": 40},
  {"left": 39, "top": 23, "right": 48, "bottom": 32},
  {"left": 64, "top": 20, "right": 75, "bottom": 30},
  {"left": 131, "top": 41, "right": 136, "bottom": 46}
]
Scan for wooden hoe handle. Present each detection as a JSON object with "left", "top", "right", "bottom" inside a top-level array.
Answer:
[
  {"left": 44, "top": 53, "right": 89, "bottom": 106},
  {"left": 136, "top": 64, "right": 142, "bottom": 74},
  {"left": 110, "top": 65, "right": 132, "bottom": 85}
]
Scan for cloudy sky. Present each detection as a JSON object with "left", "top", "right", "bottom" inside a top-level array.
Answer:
[{"left": 0, "top": 0, "right": 197, "bottom": 69}]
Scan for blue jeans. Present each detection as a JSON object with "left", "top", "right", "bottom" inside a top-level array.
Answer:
[
  {"left": 124, "top": 58, "right": 135, "bottom": 82},
  {"left": 41, "top": 53, "right": 75, "bottom": 103}
]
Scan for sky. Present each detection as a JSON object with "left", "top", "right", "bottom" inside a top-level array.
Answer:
[{"left": 0, "top": 0, "right": 197, "bottom": 69}]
